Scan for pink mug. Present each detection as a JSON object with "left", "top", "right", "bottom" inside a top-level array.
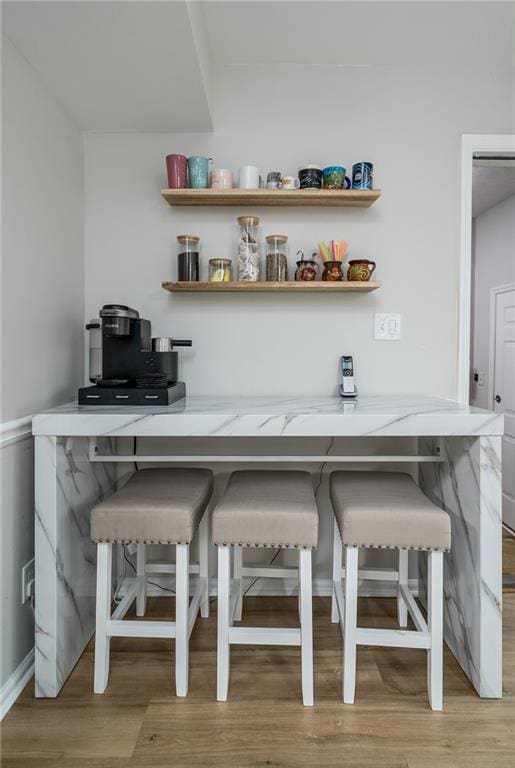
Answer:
[
  {"left": 166, "top": 154, "right": 187, "bottom": 189},
  {"left": 210, "top": 168, "right": 233, "bottom": 189}
]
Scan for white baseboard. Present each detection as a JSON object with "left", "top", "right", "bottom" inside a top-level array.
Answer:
[
  {"left": 116, "top": 575, "right": 419, "bottom": 600},
  {"left": 0, "top": 648, "right": 34, "bottom": 720}
]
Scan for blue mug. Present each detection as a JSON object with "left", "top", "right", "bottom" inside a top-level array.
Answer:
[
  {"left": 188, "top": 156, "right": 212, "bottom": 189},
  {"left": 352, "top": 162, "right": 373, "bottom": 190}
]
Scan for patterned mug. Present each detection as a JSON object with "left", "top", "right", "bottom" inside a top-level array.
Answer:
[{"left": 347, "top": 259, "right": 376, "bottom": 281}]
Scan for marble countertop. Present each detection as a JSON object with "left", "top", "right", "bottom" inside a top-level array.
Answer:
[{"left": 32, "top": 395, "right": 503, "bottom": 437}]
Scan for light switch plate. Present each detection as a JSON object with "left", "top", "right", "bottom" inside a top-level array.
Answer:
[{"left": 374, "top": 313, "right": 401, "bottom": 340}]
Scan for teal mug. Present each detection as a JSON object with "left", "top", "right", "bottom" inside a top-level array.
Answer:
[{"left": 188, "top": 156, "right": 213, "bottom": 189}]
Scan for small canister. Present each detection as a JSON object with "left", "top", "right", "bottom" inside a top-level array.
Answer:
[
  {"left": 209, "top": 258, "right": 233, "bottom": 282},
  {"left": 177, "top": 234, "right": 200, "bottom": 281},
  {"left": 265, "top": 234, "right": 288, "bottom": 281}
]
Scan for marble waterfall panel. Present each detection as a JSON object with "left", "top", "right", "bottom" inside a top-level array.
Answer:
[
  {"left": 419, "top": 435, "right": 502, "bottom": 698},
  {"left": 34, "top": 435, "right": 132, "bottom": 697}
]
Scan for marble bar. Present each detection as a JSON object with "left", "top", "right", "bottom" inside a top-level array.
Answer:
[{"left": 32, "top": 395, "right": 504, "bottom": 699}]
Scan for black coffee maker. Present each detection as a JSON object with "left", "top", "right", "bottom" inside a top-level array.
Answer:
[{"left": 79, "top": 304, "right": 190, "bottom": 406}]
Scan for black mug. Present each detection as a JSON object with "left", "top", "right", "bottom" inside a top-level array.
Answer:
[{"left": 298, "top": 165, "right": 323, "bottom": 189}]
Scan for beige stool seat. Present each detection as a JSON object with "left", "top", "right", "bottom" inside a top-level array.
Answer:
[
  {"left": 91, "top": 468, "right": 213, "bottom": 545},
  {"left": 330, "top": 471, "right": 451, "bottom": 552},
  {"left": 212, "top": 470, "right": 318, "bottom": 549}
]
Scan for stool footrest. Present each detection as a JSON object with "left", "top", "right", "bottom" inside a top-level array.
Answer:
[
  {"left": 228, "top": 626, "right": 302, "bottom": 646},
  {"left": 107, "top": 620, "right": 176, "bottom": 639},
  {"left": 241, "top": 565, "right": 298, "bottom": 579},
  {"left": 355, "top": 627, "right": 431, "bottom": 649}
]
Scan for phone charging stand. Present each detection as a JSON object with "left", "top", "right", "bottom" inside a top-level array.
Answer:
[{"left": 339, "top": 384, "right": 358, "bottom": 399}]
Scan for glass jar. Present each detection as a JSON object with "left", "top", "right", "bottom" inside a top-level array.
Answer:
[
  {"left": 209, "top": 258, "right": 233, "bottom": 282},
  {"left": 237, "top": 216, "right": 260, "bottom": 281},
  {"left": 177, "top": 234, "right": 200, "bottom": 281},
  {"left": 265, "top": 234, "right": 288, "bottom": 281}
]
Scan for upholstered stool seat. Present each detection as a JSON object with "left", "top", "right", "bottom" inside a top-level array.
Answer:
[
  {"left": 330, "top": 471, "right": 451, "bottom": 552},
  {"left": 213, "top": 470, "right": 318, "bottom": 707},
  {"left": 212, "top": 470, "right": 318, "bottom": 549},
  {"left": 91, "top": 467, "right": 213, "bottom": 698},
  {"left": 91, "top": 467, "right": 213, "bottom": 545},
  {"left": 329, "top": 471, "right": 451, "bottom": 711}
]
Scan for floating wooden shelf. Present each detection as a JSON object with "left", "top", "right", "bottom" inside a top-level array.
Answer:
[
  {"left": 162, "top": 280, "right": 380, "bottom": 293},
  {"left": 160, "top": 188, "right": 381, "bottom": 208}
]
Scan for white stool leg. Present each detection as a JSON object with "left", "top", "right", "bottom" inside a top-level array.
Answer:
[
  {"left": 199, "top": 511, "right": 210, "bottom": 618},
  {"left": 175, "top": 543, "right": 190, "bottom": 697},
  {"left": 331, "top": 517, "right": 342, "bottom": 623},
  {"left": 397, "top": 549, "right": 408, "bottom": 628},
  {"left": 428, "top": 550, "right": 444, "bottom": 711},
  {"left": 343, "top": 546, "right": 359, "bottom": 704},
  {"left": 136, "top": 543, "right": 147, "bottom": 617},
  {"left": 94, "top": 542, "right": 112, "bottom": 694},
  {"left": 233, "top": 546, "right": 243, "bottom": 621},
  {"left": 217, "top": 546, "right": 231, "bottom": 701},
  {"left": 299, "top": 549, "right": 314, "bottom": 707}
]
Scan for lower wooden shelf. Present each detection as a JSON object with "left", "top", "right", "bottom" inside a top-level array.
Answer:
[{"left": 162, "top": 280, "right": 380, "bottom": 293}]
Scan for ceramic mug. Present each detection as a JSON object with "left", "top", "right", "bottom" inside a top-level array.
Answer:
[
  {"left": 211, "top": 168, "right": 233, "bottom": 189},
  {"left": 239, "top": 165, "right": 260, "bottom": 189},
  {"left": 266, "top": 171, "right": 282, "bottom": 189},
  {"left": 166, "top": 154, "right": 188, "bottom": 189},
  {"left": 188, "top": 156, "right": 212, "bottom": 189},
  {"left": 295, "top": 259, "right": 318, "bottom": 281},
  {"left": 322, "top": 261, "right": 344, "bottom": 281},
  {"left": 281, "top": 176, "right": 300, "bottom": 190},
  {"left": 322, "top": 166, "right": 351, "bottom": 190},
  {"left": 298, "top": 164, "right": 323, "bottom": 189},
  {"left": 347, "top": 259, "right": 376, "bottom": 281},
  {"left": 352, "top": 162, "right": 373, "bottom": 190}
]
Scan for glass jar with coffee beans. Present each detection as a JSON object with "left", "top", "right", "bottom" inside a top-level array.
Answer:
[
  {"left": 265, "top": 234, "right": 288, "bottom": 281},
  {"left": 237, "top": 216, "right": 260, "bottom": 281},
  {"left": 177, "top": 234, "right": 200, "bottom": 281}
]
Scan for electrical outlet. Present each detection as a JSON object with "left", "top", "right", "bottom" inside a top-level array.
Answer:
[
  {"left": 374, "top": 313, "right": 401, "bottom": 340},
  {"left": 21, "top": 558, "right": 35, "bottom": 604}
]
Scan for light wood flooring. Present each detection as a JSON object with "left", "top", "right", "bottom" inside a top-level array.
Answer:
[{"left": 2, "top": 534, "right": 515, "bottom": 768}]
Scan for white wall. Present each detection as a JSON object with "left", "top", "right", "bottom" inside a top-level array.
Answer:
[
  {"left": 0, "top": 38, "right": 84, "bottom": 693},
  {"left": 84, "top": 64, "right": 513, "bottom": 398},
  {"left": 471, "top": 195, "right": 515, "bottom": 409}
]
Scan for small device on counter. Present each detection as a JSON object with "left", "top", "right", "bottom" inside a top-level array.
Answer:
[
  {"left": 80, "top": 304, "right": 190, "bottom": 406},
  {"left": 339, "top": 355, "right": 358, "bottom": 399}
]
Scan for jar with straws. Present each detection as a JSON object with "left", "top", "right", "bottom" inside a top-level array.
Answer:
[{"left": 319, "top": 240, "right": 348, "bottom": 281}]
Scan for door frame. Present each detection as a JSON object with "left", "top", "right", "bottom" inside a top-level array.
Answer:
[
  {"left": 488, "top": 283, "right": 515, "bottom": 410},
  {"left": 458, "top": 134, "right": 515, "bottom": 404}
]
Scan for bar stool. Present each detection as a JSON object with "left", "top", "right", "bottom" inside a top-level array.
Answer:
[
  {"left": 330, "top": 471, "right": 451, "bottom": 711},
  {"left": 212, "top": 470, "right": 319, "bottom": 706},
  {"left": 90, "top": 467, "right": 213, "bottom": 697}
]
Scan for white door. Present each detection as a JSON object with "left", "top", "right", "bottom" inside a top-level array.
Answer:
[{"left": 493, "top": 287, "right": 515, "bottom": 530}]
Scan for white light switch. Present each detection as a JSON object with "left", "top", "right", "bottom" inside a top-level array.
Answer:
[{"left": 375, "top": 313, "right": 401, "bottom": 340}]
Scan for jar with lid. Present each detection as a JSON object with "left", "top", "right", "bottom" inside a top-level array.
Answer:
[
  {"left": 265, "top": 234, "right": 288, "bottom": 281},
  {"left": 209, "top": 258, "right": 233, "bottom": 283},
  {"left": 237, "top": 216, "right": 260, "bottom": 281},
  {"left": 177, "top": 234, "right": 200, "bottom": 281}
]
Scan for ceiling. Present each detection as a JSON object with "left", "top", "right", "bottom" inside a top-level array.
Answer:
[
  {"left": 472, "top": 164, "right": 515, "bottom": 217},
  {"left": 2, "top": 1, "right": 515, "bottom": 132},
  {"left": 1, "top": 1, "right": 214, "bottom": 131}
]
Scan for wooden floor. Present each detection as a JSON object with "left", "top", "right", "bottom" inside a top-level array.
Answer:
[{"left": 3, "top": 535, "right": 515, "bottom": 768}]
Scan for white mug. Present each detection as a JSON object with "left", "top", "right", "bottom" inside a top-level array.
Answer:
[
  {"left": 281, "top": 176, "right": 300, "bottom": 190},
  {"left": 239, "top": 165, "right": 260, "bottom": 189}
]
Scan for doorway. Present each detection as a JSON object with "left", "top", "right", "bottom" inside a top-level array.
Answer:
[{"left": 467, "top": 148, "right": 515, "bottom": 588}]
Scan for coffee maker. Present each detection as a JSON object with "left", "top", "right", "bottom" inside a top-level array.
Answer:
[{"left": 79, "top": 304, "right": 189, "bottom": 406}]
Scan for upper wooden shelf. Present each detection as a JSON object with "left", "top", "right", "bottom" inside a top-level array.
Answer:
[
  {"left": 162, "top": 280, "right": 380, "bottom": 293},
  {"left": 160, "top": 188, "right": 381, "bottom": 208}
]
